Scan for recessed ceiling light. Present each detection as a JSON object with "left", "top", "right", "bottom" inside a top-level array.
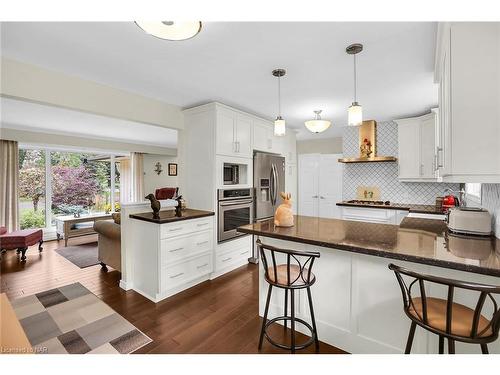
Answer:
[{"left": 135, "top": 21, "right": 202, "bottom": 41}]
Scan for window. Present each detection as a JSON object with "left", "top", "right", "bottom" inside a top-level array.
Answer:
[
  {"left": 465, "top": 183, "right": 482, "bottom": 205},
  {"left": 18, "top": 146, "right": 126, "bottom": 231},
  {"left": 19, "top": 149, "right": 47, "bottom": 229}
]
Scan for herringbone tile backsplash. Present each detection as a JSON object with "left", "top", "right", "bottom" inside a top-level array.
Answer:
[{"left": 342, "top": 121, "right": 460, "bottom": 204}]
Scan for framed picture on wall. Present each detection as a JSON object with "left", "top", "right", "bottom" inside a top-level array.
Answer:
[{"left": 168, "top": 163, "right": 178, "bottom": 176}]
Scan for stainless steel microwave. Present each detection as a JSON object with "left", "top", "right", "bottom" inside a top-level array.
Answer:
[{"left": 223, "top": 163, "right": 240, "bottom": 185}]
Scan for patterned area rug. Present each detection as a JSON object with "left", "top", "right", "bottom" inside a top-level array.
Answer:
[
  {"left": 11, "top": 283, "right": 152, "bottom": 354},
  {"left": 55, "top": 243, "right": 99, "bottom": 269}
]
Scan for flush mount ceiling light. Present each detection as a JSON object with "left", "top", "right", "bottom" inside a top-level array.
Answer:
[
  {"left": 304, "top": 110, "right": 331, "bottom": 133},
  {"left": 272, "top": 68, "right": 286, "bottom": 137},
  {"left": 135, "top": 21, "right": 202, "bottom": 41},
  {"left": 346, "top": 43, "right": 363, "bottom": 126}
]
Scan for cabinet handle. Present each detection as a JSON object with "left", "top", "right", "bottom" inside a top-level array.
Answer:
[
  {"left": 420, "top": 164, "right": 424, "bottom": 176},
  {"left": 196, "top": 263, "right": 209, "bottom": 269},
  {"left": 240, "top": 250, "right": 248, "bottom": 255},
  {"left": 222, "top": 257, "right": 232, "bottom": 262},
  {"left": 170, "top": 272, "right": 184, "bottom": 279},
  {"left": 233, "top": 141, "right": 237, "bottom": 153},
  {"left": 169, "top": 227, "right": 183, "bottom": 232},
  {"left": 197, "top": 222, "right": 209, "bottom": 227},
  {"left": 197, "top": 241, "right": 209, "bottom": 246},
  {"left": 436, "top": 147, "right": 443, "bottom": 168},
  {"left": 169, "top": 247, "right": 184, "bottom": 253},
  {"left": 312, "top": 195, "right": 319, "bottom": 199},
  {"left": 320, "top": 196, "right": 325, "bottom": 199}
]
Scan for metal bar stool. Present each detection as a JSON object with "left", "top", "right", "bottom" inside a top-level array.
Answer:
[
  {"left": 389, "top": 264, "right": 500, "bottom": 354},
  {"left": 257, "top": 239, "right": 321, "bottom": 353}
]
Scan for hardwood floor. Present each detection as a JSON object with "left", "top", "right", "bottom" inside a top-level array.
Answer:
[{"left": 0, "top": 236, "right": 346, "bottom": 354}]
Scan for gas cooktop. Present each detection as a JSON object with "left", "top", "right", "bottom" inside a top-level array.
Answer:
[{"left": 346, "top": 200, "right": 391, "bottom": 206}]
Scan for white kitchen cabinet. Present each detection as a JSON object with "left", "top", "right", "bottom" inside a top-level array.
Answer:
[
  {"left": 435, "top": 22, "right": 500, "bottom": 182},
  {"left": 396, "top": 110, "right": 439, "bottom": 182},
  {"left": 340, "top": 206, "right": 408, "bottom": 225},
  {"left": 285, "top": 163, "right": 298, "bottom": 214},
  {"left": 215, "top": 107, "right": 252, "bottom": 158},
  {"left": 252, "top": 119, "right": 284, "bottom": 154},
  {"left": 129, "top": 216, "right": 215, "bottom": 302},
  {"left": 284, "top": 131, "right": 297, "bottom": 165},
  {"left": 298, "top": 154, "right": 343, "bottom": 219}
]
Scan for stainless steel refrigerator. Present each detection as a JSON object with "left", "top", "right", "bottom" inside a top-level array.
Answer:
[{"left": 249, "top": 152, "right": 285, "bottom": 263}]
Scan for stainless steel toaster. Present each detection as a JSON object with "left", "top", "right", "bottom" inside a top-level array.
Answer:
[{"left": 447, "top": 207, "right": 492, "bottom": 236}]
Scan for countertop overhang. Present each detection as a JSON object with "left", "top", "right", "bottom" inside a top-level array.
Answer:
[
  {"left": 129, "top": 209, "right": 214, "bottom": 224},
  {"left": 237, "top": 216, "right": 500, "bottom": 277}
]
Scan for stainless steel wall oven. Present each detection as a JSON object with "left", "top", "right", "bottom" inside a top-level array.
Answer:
[{"left": 217, "top": 188, "right": 253, "bottom": 243}]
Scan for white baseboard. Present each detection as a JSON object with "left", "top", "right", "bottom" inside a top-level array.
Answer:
[{"left": 119, "top": 280, "right": 132, "bottom": 290}]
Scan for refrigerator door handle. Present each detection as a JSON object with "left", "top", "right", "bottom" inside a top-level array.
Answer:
[
  {"left": 271, "top": 163, "right": 278, "bottom": 206},
  {"left": 273, "top": 164, "right": 279, "bottom": 204},
  {"left": 269, "top": 166, "right": 275, "bottom": 206}
]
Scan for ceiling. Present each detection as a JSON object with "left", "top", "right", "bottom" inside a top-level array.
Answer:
[
  {"left": 0, "top": 97, "right": 178, "bottom": 148},
  {"left": 1, "top": 22, "right": 438, "bottom": 140}
]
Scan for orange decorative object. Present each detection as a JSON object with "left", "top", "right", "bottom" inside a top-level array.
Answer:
[{"left": 274, "top": 192, "right": 294, "bottom": 227}]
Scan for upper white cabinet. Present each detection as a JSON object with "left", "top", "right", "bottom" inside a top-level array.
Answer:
[
  {"left": 284, "top": 132, "right": 297, "bottom": 165},
  {"left": 435, "top": 22, "right": 500, "bottom": 182},
  {"left": 396, "top": 110, "right": 439, "bottom": 182},
  {"left": 215, "top": 107, "right": 252, "bottom": 158},
  {"left": 252, "top": 119, "right": 272, "bottom": 152}
]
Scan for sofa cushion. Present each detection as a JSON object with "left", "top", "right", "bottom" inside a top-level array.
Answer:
[
  {"left": 0, "top": 226, "right": 7, "bottom": 235},
  {"left": 155, "top": 187, "right": 178, "bottom": 200},
  {"left": 111, "top": 213, "right": 121, "bottom": 225}
]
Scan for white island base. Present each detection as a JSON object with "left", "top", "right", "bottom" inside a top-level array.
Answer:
[{"left": 257, "top": 237, "right": 500, "bottom": 354}]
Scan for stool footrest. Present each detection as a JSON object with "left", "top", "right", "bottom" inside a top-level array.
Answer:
[{"left": 264, "top": 316, "right": 316, "bottom": 351}]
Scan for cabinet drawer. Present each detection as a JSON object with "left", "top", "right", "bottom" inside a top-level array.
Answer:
[
  {"left": 160, "top": 217, "right": 213, "bottom": 239},
  {"left": 341, "top": 207, "right": 395, "bottom": 224},
  {"left": 215, "top": 246, "right": 250, "bottom": 270},
  {"left": 162, "top": 254, "right": 212, "bottom": 290},
  {"left": 161, "top": 230, "right": 213, "bottom": 265}
]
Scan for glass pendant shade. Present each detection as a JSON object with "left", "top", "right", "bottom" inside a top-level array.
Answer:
[
  {"left": 135, "top": 21, "right": 202, "bottom": 41},
  {"left": 304, "top": 110, "right": 331, "bottom": 133},
  {"left": 348, "top": 102, "right": 363, "bottom": 126},
  {"left": 274, "top": 117, "right": 286, "bottom": 136}
]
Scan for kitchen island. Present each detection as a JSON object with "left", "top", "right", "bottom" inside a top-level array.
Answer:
[
  {"left": 237, "top": 216, "right": 500, "bottom": 354},
  {"left": 125, "top": 208, "right": 215, "bottom": 302}
]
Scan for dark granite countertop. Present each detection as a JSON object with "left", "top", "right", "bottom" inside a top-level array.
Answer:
[
  {"left": 237, "top": 216, "right": 500, "bottom": 277},
  {"left": 130, "top": 209, "right": 214, "bottom": 224},
  {"left": 336, "top": 201, "right": 444, "bottom": 214}
]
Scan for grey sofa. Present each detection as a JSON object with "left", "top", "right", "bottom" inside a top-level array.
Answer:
[{"left": 93, "top": 220, "right": 121, "bottom": 272}]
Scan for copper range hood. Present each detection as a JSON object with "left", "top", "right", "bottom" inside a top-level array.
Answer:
[{"left": 338, "top": 120, "right": 397, "bottom": 163}]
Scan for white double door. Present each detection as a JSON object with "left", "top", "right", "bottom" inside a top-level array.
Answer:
[{"left": 298, "top": 154, "right": 343, "bottom": 219}]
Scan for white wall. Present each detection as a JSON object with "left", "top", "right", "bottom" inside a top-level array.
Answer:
[
  {"left": 297, "top": 137, "right": 343, "bottom": 154},
  {"left": 1, "top": 58, "right": 184, "bottom": 130},
  {"left": 143, "top": 154, "right": 179, "bottom": 196}
]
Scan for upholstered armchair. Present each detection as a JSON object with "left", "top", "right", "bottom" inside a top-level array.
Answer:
[{"left": 93, "top": 220, "right": 121, "bottom": 272}]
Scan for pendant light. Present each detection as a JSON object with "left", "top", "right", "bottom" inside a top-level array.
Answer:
[
  {"left": 304, "top": 110, "right": 331, "bottom": 133},
  {"left": 346, "top": 43, "right": 363, "bottom": 126},
  {"left": 272, "top": 69, "right": 286, "bottom": 137},
  {"left": 135, "top": 21, "right": 202, "bottom": 41}
]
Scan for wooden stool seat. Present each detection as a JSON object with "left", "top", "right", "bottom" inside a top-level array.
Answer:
[
  {"left": 389, "top": 263, "right": 500, "bottom": 354},
  {"left": 409, "top": 297, "right": 493, "bottom": 338},
  {"left": 257, "top": 240, "right": 320, "bottom": 353},
  {"left": 266, "top": 264, "right": 315, "bottom": 287}
]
